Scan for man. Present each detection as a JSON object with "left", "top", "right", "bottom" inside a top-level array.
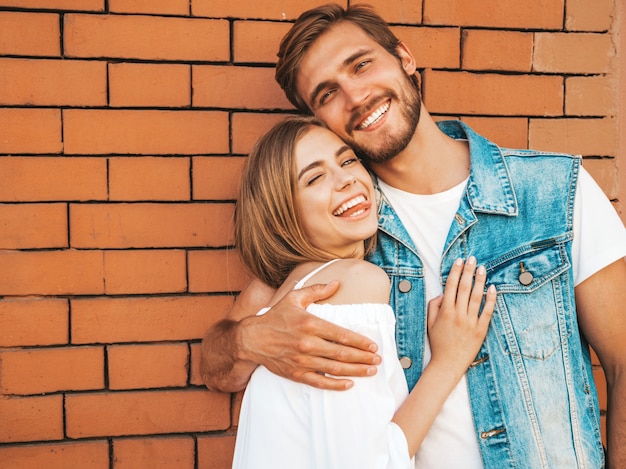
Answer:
[{"left": 201, "top": 4, "right": 626, "bottom": 468}]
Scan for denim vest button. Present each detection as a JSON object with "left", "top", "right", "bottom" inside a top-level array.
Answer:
[
  {"left": 518, "top": 262, "right": 534, "bottom": 285},
  {"left": 398, "top": 280, "right": 412, "bottom": 293},
  {"left": 399, "top": 356, "right": 412, "bottom": 369}
]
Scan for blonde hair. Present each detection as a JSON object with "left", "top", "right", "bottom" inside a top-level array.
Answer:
[{"left": 235, "top": 116, "right": 376, "bottom": 288}]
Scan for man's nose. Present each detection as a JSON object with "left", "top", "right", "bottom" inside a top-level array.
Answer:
[{"left": 342, "top": 81, "right": 369, "bottom": 111}]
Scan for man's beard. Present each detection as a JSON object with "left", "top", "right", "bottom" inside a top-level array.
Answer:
[{"left": 348, "top": 76, "right": 421, "bottom": 164}]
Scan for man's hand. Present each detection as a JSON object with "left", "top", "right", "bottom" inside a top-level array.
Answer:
[{"left": 201, "top": 279, "right": 381, "bottom": 392}]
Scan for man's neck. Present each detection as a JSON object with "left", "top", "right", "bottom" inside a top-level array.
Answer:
[{"left": 370, "top": 107, "right": 470, "bottom": 195}]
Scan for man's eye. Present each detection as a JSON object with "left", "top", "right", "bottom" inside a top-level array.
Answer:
[
  {"left": 319, "top": 89, "right": 335, "bottom": 105},
  {"left": 355, "top": 60, "right": 370, "bottom": 71}
]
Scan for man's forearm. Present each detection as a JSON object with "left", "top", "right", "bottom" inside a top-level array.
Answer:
[{"left": 200, "top": 318, "right": 257, "bottom": 393}]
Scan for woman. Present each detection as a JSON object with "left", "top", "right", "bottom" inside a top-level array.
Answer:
[{"left": 232, "top": 116, "right": 496, "bottom": 468}]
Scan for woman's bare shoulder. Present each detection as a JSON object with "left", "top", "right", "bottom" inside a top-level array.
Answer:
[{"left": 303, "top": 259, "right": 390, "bottom": 305}]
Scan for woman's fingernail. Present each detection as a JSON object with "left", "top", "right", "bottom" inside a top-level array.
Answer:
[
  {"left": 468, "top": 256, "right": 476, "bottom": 265},
  {"left": 477, "top": 265, "right": 485, "bottom": 275}
]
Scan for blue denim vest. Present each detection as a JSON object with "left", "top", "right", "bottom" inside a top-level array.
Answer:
[{"left": 367, "top": 121, "right": 604, "bottom": 468}]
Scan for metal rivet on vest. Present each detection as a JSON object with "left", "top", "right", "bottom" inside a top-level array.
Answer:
[
  {"left": 469, "top": 355, "right": 489, "bottom": 368},
  {"left": 399, "top": 356, "right": 412, "bottom": 369},
  {"left": 454, "top": 213, "right": 465, "bottom": 225},
  {"left": 518, "top": 262, "right": 534, "bottom": 286},
  {"left": 480, "top": 428, "right": 506, "bottom": 439},
  {"left": 398, "top": 280, "right": 412, "bottom": 293}
]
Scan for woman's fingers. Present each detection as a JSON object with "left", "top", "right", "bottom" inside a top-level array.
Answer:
[
  {"left": 455, "top": 256, "right": 477, "bottom": 310},
  {"left": 467, "top": 264, "right": 487, "bottom": 317},
  {"left": 442, "top": 258, "right": 464, "bottom": 309},
  {"left": 442, "top": 257, "right": 495, "bottom": 320}
]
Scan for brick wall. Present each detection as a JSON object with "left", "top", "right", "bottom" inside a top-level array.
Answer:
[{"left": 0, "top": 0, "right": 623, "bottom": 467}]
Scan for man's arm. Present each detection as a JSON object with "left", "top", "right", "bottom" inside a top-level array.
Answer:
[
  {"left": 575, "top": 258, "right": 626, "bottom": 469},
  {"left": 200, "top": 278, "right": 382, "bottom": 393}
]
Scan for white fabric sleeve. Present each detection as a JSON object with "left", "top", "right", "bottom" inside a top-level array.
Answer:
[
  {"left": 572, "top": 167, "right": 626, "bottom": 285},
  {"left": 307, "top": 370, "right": 412, "bottom": 469},
  {"left": 232, "top": 305, "right": 414, "bottom": 469},
  {"left": 306, "top": 315, "right": 413, "bottom": 469}
]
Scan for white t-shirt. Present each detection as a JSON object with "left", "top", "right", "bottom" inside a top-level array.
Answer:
[{"left": 378, "top": 166, "right": 626, "bottom": 469}]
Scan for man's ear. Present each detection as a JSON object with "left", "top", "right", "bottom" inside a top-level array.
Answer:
[{"left": 396, "top": 42, "right": 417, "bottom": 75}]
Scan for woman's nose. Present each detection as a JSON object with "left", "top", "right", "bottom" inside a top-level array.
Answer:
[{"left": 336, "top": 171, "right": 357, "bottom": 189}]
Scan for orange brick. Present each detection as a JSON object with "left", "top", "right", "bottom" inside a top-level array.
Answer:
[
  {"left": 63, "top": 109, "right": 229, "bottom": 155},
  {"left": 71, "top": 296, "right": 234, "bottom": 344},
  {"left": 353, "top": 0, "right": 422, "bottom": 24},
  {"left": 392, "top": 26, "right": 460, "bottom": 69},
  {"left": 0, "top": 250, "right": 104, "bottom": 296},
  {"left": 109, "top": 157, "right": 191, "bottom": 201},
  {"left": 529, "top": 117, "right": 617, "bottom": 157},
  {"left": 192, "top": 0, "right": 323, "bottom": 20},
  {"left": 533, "top": 32, "right": 614, "bottom": 74},
  {"left": 193, "top": 65, "right": 291, "bottom": 109},
  {"left": 460, "top": 117, "right": 529, "bottom": 150},
  {"left": 113, "top": 436, "right": 195, "bottom": 469},
  {"left": 70, "top": 203, "right": 234, "bottom": 248},
  {"left": 0, "top": 58, "right": 106, "bottom": 106},
  {"left": 424, "top": 70, "right": 563, "bottom": 116},
  {"left": 189, "top": 343, "right": 203, "bottom": 386},
  {"left": 566, "top": 76, "right": 617, "bottom": 116},
  {"left": 232, "top": 391, "right": 243, "bottom": 427},
  {"left": 566, "top": 0, "right": 613, "bottom": 32},
  {"left": 108, "top": 343, "right": 189, "bottom": 390},
  {"left": 103, "top": 250, "right": 186, "bottom": 295},
  {"left": 0, "top": 0, "right": 103, "bottom": 10},
  {"left": 192, "top": 157, "right": 246, "bottom": 201},
  {"left": 0, "top": 157, "right": 107, "bottom": 202},
  {"left": 582, "top": 158, "right": 619, "bottom": 200},
  {"left": 0, "top": 203, "right": 67, "bottom": 249},
  {"left": 0, "top": 109, "right": 61, "bottom": 154},
  {"left": 593, "top": 366, "right": 608, "bottom": 411},
  {"left": 64, "top": 14, "right": 229, "bottom": 61},
  {"left": 233, "top": 21, "right": 292, "bottom": 63},
  {"left": 0, "top": 346, "right": 104, "bottom": 395},
  {"left": 197, "top": 435, "right": 236, "bottom": 469},
  {"left": 188, "top": 249, "right": 250, "bottom": 293},
  {"left": 0, "top": 441, "right": 109, "bottom": 469},
  {"left": 232, "top": 113, "right": 290, "bottom": 154},
  {"left": 423, "top": 0, "right": 564, "bottom": 29},
  {"left": 0, "top": 298, "right": 68, "bottom": 347},
  {"left": 0, "top": 12, "right": 60, "bottom": 56},
  {"left": 66, "top": 389, "right": 230, "bottom": 437},
  {"left": 110, "top": 0, "right": 190, "bottom": 15},
  {"left": 0, "top": 395, "right": 63, "bottom": 443},
  {"left": 109, "top": 63, "right": 191, "bottom": 108},
  {"left": 462, "top": 30, "right": 533, "bottom": 72}
]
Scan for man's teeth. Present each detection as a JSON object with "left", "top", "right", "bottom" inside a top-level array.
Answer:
[
  {"left": 359, "top": 102, "right": 390, "bottom": 129},
  {"left": 333, "top": 195, "right": 366, "bottom": 216}
]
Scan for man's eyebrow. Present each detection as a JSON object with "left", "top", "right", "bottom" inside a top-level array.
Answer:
[{"left": 307, "top": 48, "right": 373, "bottom": 106}]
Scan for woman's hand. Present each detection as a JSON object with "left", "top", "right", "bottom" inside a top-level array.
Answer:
[{"left": 427, "top": 256, "right": 496, "bottom": 373}]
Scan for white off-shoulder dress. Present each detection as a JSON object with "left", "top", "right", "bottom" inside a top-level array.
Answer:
[{"left": 232, "top": 260, "right": 414, "bottom": 469}]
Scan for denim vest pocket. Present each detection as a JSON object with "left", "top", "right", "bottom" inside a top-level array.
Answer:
[{"left": 487, "top": 242, "right": 572, "bottom": 360}]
